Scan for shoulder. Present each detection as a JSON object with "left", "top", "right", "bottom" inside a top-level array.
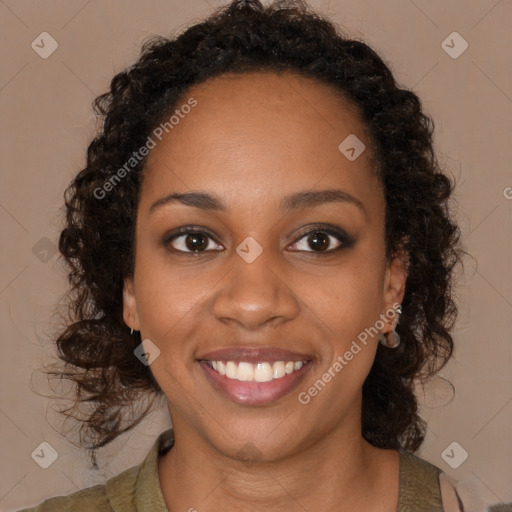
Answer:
[
  {"left": 398, "top": 450, "right": 445, "bottom": 511},
  {"left": 17, "top": 482, "right": 113, "bottom": 512},
  {"left": 18, "top": 464, "right": 141, "bottom": 512},
  {"left": 399, "top": 449, "right": 442, "bottom": 484},
  {"left": 17, "top": 429, "right": 173, "bottom": 512},
  {"left": 398, "top": 450, "right": 466, "bottom": 512}
]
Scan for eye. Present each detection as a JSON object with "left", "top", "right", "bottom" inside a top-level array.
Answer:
[
  {"left": 162, "top": 225, "right": 355, "bottom": 255},
  {"left": 163, "top": 228, "right": 223, "bottom": 254},
  {"left": 288, "top": 226, "right": 354, "bottom": 254}
]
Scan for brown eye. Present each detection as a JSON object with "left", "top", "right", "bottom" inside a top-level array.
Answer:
[
  {"left": 307, "top": 231, "right": 331, "bottom": 251},
  {"left": 289, "top": 226, "right": 353, "bottom": 254},
  {"left": 164, "top": 229, "right": 223, "bottom": 253},
  {"left": 184, "top": 233, "right": 209, "bottom": 251}
]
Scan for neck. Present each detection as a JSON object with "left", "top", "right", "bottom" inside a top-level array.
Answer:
[{"left": 157, "top": 415, "right": 399, "bottom": 512}]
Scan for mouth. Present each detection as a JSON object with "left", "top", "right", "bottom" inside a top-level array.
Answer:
[
  {"left": 206, "top": 359, "right": 308, "bottom": 381},
  {"left": 197, "top": 347, "right": 313, "bottom": 406}
]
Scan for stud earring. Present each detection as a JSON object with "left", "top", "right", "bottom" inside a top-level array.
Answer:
[{"left": 379, "top": 304, "right": 402, "bottom": 348}]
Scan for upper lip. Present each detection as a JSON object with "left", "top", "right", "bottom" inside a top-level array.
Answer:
[{"left": 197, "top": 347, "right": 314, "bottom": 363}]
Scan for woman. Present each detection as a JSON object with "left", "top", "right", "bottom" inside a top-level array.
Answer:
[{"left": 20, "top": 0, "right": 472, "bottom": 510}]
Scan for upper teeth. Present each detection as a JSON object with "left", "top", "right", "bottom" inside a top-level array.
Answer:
[{"left": 210, "top": 360, "right": 306, "bottom": 382}]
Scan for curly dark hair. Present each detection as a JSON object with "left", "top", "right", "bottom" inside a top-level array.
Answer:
[{"left": 51, "top": 0, "right": 464, "bottom": 456}]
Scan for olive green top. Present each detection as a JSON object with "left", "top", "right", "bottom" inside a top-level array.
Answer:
[{"left": 19, "top": 428, "right": 447, "bottom": 512}]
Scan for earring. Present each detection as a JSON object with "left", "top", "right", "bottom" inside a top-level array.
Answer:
[
  {"left": 130, "top": 328, "right": 134, "bottom": 335},
  {"left": 379, "top": 304, "right": 402, "bottom": 348}
]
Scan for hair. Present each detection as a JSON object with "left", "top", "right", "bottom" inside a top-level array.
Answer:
[{"left": 51, "top": 0, "right": 464, "bottom": 457}]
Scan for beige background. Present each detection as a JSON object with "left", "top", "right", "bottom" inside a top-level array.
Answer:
[{"left": 1, "top": 0, "right": 511, "bottom": 510}]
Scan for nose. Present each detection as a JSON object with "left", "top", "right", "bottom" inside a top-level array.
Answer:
[{"left": 211, "top": 249, "right": 300, "bottom": 331}]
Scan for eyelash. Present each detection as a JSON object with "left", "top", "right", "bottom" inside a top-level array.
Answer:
[{"left": 162, "top": 224, "right": 355, "bottom": 256}]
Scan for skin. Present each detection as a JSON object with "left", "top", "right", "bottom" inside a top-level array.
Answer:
[{"left": 123, "top": 70, "right": 408, "bottom": 512}]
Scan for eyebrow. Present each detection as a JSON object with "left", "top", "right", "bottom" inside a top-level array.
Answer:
[{"left": 149, "top": 188, "right": 367, "bottom": 218}]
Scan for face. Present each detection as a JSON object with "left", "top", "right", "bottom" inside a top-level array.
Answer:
[{"left": 123, "top": 70, "right": 407, "bottom": 461}]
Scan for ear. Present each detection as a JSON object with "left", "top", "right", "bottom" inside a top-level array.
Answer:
[
  {"left": 123, "top": 275, "right": 141, "bottom": 331},
  {"left": 381, "top": 242, "right": 409, "bottom": 332}
]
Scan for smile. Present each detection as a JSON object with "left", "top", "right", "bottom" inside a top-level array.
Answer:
[
  {"left": 197, "top": 347, "right": 313, "bottom": 406},
  {"left": 206, "top": 360, "right": 308, "bottom": 382}
]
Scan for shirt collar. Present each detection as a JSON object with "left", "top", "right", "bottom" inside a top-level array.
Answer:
[
  {"left": 135, "top": 428, "right": 174, "bottom": 512},
  {"left": 106, "top": 428, "right": 174, "bottom": 512}
]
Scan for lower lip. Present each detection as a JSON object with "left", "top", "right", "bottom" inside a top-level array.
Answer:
[{"left": 199, "top": 361, "right": 312, "bottom": 406}]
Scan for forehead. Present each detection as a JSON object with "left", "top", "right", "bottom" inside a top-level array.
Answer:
[{"left": 140, "top": 70, "right": 382, "bottom": 217}]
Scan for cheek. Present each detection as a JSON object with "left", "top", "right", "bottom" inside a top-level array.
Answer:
[
  {"left": 133, "top": 224, "right": 386, "bottom": 353},
  {"left": 132, "top": 262, "right": 205, "bottom": 396},
  {"left": 297, "top": 258, "right": 383, "bottom": 411},
  {"left": 309, "top": 252, "right": 386, "bottom": 342},
  {"left": 132, "top": 246, "right": 202, "bottom": 346}
]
